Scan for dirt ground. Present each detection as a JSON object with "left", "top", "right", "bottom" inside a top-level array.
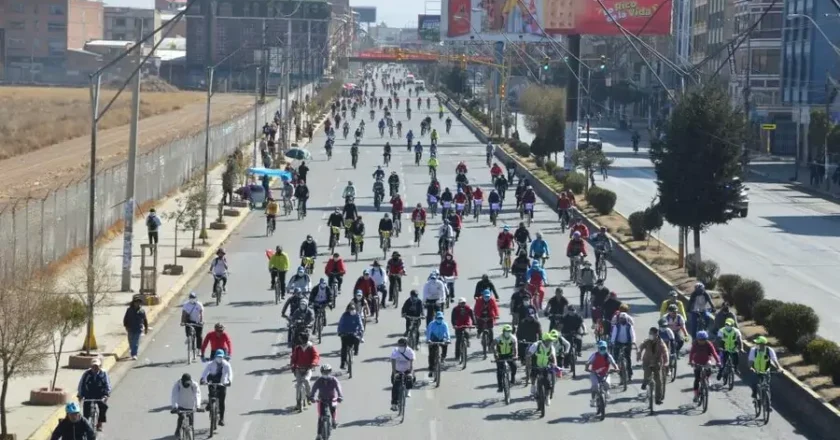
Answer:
[{"left": 0, "top": 91, "right": 255, "bottom": 200}]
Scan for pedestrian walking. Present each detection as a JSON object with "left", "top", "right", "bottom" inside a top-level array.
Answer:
[
  {"left": 146, "top": 209, "right": 161, "bottom": 255},
  {"left": 123, "top": 297, "right": 149, "bottom": 360}
]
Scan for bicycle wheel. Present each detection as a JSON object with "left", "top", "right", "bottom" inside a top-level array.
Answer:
[
  {"left": 597, "top": 391, "right": 606, "bottom": 420},
  {"left": 460, "top": 339, "right": 468, "bottom": 369},
  {"left": 701, "top": 383, "right": 709, "bottom": 413},
  {"left": 647, "top": 379, "right": 654, "bottom": 413},
  {"left": 670, "top": 357, "right": 677, "bottom": 383},
  {"left": 296, "top": 380, "right": 304, "bottom": 411},
  {"left": 435, "top": 353, "right": 442, "bottom": 387},
  {"left": 597, "top": 258, "right": 608, "bottom": 280},
  {"left": 316, "top": 315, "right": 323, "bottom": 343},
  {"left": 209, "top": 401, "right": 217, "bottom": 436},
  {"left": 620, "top": 358, "right": 629, "bottom": 391},
  {"left": 762, "top": 390, "right": 771, "bottom": 424},
  {"left": 537, "top": 380, "right": 546, "bottom": 418},
  {"left": 347, "top": 349, "right": 354, "bottom": 379},
  {"left": 182, "top": 421, "right": 194, "bottom": 440},
  {"left": 481, "top": 332, "right": 489, "bottom": 359},
  {"left": 399, "top": 381, "right": 407, "bottom": 423},
  {"left": 320, "top": 414, "right": 332, "bottom": 440}
]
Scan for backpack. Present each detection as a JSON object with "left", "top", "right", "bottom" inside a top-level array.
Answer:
[{"left": 146, "top": 215, "right": 157, "bottom": 230}]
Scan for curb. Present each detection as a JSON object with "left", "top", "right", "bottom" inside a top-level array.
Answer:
[
  {"left": 445, "top": 94, "right": 840, "bottom": 439},
  {"left": 26, "top": 163, "right": 254, "bottom": 440}
]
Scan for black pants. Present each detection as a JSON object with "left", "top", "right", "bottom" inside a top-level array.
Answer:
[
  {"left": 213, "top": 276, "right": 228, "bottom": 293},
  {"left": 208, "top": 385, "right": 227, "bottom": 421},
  {"left": 425, "top": 301, "right": 441, "bottom": 327},
  {"left": 579, "top": 285, "right": 593, "bottom": 309},
  {"left": 428, "top": 343, "right": 448, "bottom": 371},
  {"left": 328, "top": 273, "right": 344, "bottom": 292},
  {"left": 613, "top": 343, "right": 634, "bottom": 378},
  {"left": 390, "top": 374, "right": 414, "bottom": 405},
  {"left": 693, "top": 366, "right": 712, "bottom": 392},
  {"left": 298, "top": 199, "right": 308, "bottom": 215},
  {"left": 175, "top": 412, "right": 193, "bottom": 435},
  {"left": 340, "top": 335, "right": 360, "bottom": 368},
  {"left": 718, "top": 351, "right": 739, "bottom": 379},
  {"left": 594, "top": 251, "right": 606, "bottom": 271},
  {"left": 184, "top": 323, "right": 203, "bottom": 349},
  {"left": 222, "top": 189, "right": 233, "bottom": 205},
  {"left": 148, "top": 231, "right": 158, "bottom": 252},
  {"left": 496, "top": 355, "right": 517, "bottom": 387},
  {"left": 454, "top": 328, "right": 470, "bottom": 359},
  {"left": 82, "top": 399, "right": 108, "bottom": 423},
  {"left": 387, "top": 275, "right": 402, "bottom": 304},
  {"left": 271, "top": 269, "right": 287, "bottom": 295}
]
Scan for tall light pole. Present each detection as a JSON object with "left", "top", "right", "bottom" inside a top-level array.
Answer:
[{"left": 121, "top": 22, "right": 144, "bottom": 291}]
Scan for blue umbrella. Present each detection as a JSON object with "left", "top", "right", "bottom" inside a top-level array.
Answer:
[
  {"left": 285, "top": 148, "right": 311, "bottom": 160},
  {"left": 247, "top": 167, "right": 293, "bottom": 181}
]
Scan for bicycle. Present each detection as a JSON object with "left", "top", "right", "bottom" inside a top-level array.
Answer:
[
  {"left": 720, "top": 351, "right": 736, "bottom": 391},
  {"left": 374, "top": 192, "right": 383, "bottom": 211},
  {"left": 645, "top": 366, "right": 656, "bottom": 414},
  {"left": 523, "top": 203, "right": 535, "bottom": 227},
  {"left": 694, "top": 364, "right": 714, "bottom": 413},
  {"left": 595, "top": 373, "right": 612, "bottom": 420},
  {"left": 406, "top": 316, "right": 422, "bottom": 350},
  {"left": 569, "top": 255, "right": 582, "bottom": 283},
  {"left": 329, "top": 226, "right": 341, "bottom": 254},
  {"left": 345, "top": 335, "right": 355, "bottom": 379},
  {"left": 274, "top": 277, "right": 283, "bottom": 305},
  {"left": 440, "top": 201, "right": 452, "bottom": 219},
  {"left": 175, "top": 409, "right": 199, "bottom": 440},
  {"left": 561, "top": 332, "right": 581, "bottom": 378},
  {"left": 501, "top": 248, "right": 512, "bottom": 277},
  {"left": 473, "top": 200, "right": 482, "bottom": 220},
  {"left": 414, "top": 221, "right": 425, "bottom": 246},
  {"left": 380, "top": 230, "right": 391, "bottom": 259},
  {"left": 316, "top": 398, "right": 337, "bottom": 440},
  {"left": 754, "top": 371, "right": 775, "bottom": 424},
  {"left": 351, "top": 154, "right": 358, "bottom": 169},
  {"left": 266, "top": 215, "right": 276, "bottom": 236},
  {"left": 388, "top": 273, "right": 404, "bottom": 307},
  {"left": 393, "top": 215, "right": 402, "bottom": 238},
  {"left": 490, "top": 203, "right": 500, "bottom": 226},
  {"left": 206, "top": 383, "right": 227, "bottom": 436},
  {"left": 302, "top": 256, "right": 315, "bottom": 275},
  {"left": 294, "top": 367, "right": 310, "bottom": 412},
  {"left": 520, "top": 340, "right": 535, "bottom": 385},
  {"left": 668, "top": 340, "right": 679, "bottom": 382},
  {"left": 614, "top": 343, "right": 632, "bottom": 391},
  {"left": 596, "top": 251, "right": 609, "bottom": 280},
  {"left": 297, "top": 199, "right": 306, "bottom": 219},
  {"left": 393, "top": 372, "right": 411, "bottom": 423},
  {"left": 456, "top": 326, "right": 474, "bottom": 369},
  {"left": 184, "top": 323, "right": 201, "bottom": 365},
  {"left": 283, "top": 197, "right": 293, "bottom": 216},
  {"left": 314, "top": 306, "right": 325, "bottom": 343},
  {"left": 429, "top": 341, "right": 450, "bottom": 387},
  {"left": 81, "top": 398, "right": 104, "bottom": 429},
  {"left": 534, "top": 367, "right": 553, "bottom": 418},
  {"left": 352, "top": 235, "right": 363, "bottom": 261},
  {"left": 496, "top": 358, "right": 513, "bottom": 405},
  {"left": 212, "top": 274, "right": 225, "bottom": 306}
]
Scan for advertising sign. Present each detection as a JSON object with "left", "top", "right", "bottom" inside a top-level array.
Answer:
[
  {"left": 418, "top": 15, "right": 442, "bottom": 41},
  {"left": 441, "top": 0, "right": 672, "bottom": 41},
  {"left": 351, "top": 6, "right": 377, "bottom": 23}
]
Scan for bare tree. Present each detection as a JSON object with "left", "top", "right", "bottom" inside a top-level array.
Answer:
[
  {"left": 0, "top": 269, "right": 59, "bottom": 436},
  {"left": 49, "top": 297, "right": 87, "bottom": 390},
  {"left": 64, "top": 248, "right": 115, "bottom": 354}
]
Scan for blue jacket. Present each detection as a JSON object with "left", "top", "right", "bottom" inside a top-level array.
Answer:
[
  {"left": 337, "top": 312, "right": 364, "bottom": 337},
  {"left": 529, "top": 239, "right": 550, "bottom": 257},
  {"left": 78, "top": 369, "right": 111, "bottom": 399},
  {"left": 425, "top": 320, "right": 451, "bottom": 342},
  {"left": 525, "top": 266, "right": 548, "bottom": 285}
]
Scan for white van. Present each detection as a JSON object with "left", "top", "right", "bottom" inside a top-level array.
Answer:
[
  {"left": 414, "top": 80, "right": 426, "bottom": 90},
  {"left": 406, "top": 74, "right": 415, "bottom": 84}
]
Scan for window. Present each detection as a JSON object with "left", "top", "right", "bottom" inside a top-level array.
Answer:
[
  {"left": 115, "top": 18, "right": 127, "bottom": 27},
  {"left": 144, "top": 19, "right": 153, "bottom": 31},
  {"left": 9, "top": 21, "right": 25, "bottom": 30},
  {"left": 7, "top": 38, "right": 25, "bottom": 47},
  {"left": 114, "top": 33, "right": 127, "bottom": 40},
  {"left": 11, "top": 3, "right": 24, "bottom": 13},
  {"left": 48, "top": 39, "right": 66, "bottom": 56},
  {"left": 49, "top": 5, "right": 65, "bottom": 15},
  {"left": 48, "top": 22, "right": 66, "bottom": 32}
]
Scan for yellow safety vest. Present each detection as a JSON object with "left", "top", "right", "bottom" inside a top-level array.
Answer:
[
  {"left": 753, "top": 348, "right": 770, "bottom": 373},
  {"left": 497, "top": 337, "right": 513, "bottom": 355},
  {"left": 720, "top": 327, "right": 738, "bottom": 352},
  {"left": 534, "top": 343, "right": 551, "bottom": 368}
]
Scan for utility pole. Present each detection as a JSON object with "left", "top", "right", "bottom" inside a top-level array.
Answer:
[
  {"left": 284, "top": 19, "right": 292, "bottom": 148},
  {"left": 200, "top": 66, "right": 214, "bottom": 241},
  {"left": 253, "top": 65, "right": 260, "bottom": 168},
  {"left": 743, "top": 16, "right": 752, "bottom": 153},
  {"left": 565, "top": 35, "right": 582, "bottom": 171},
  {"left": 120, "top": 21, "right": 143, "bottom": 292},
  {"left": 824, "top": 74, "right": 837, "bottom": 191},
  {"left": 84, "top": 73, "right": 102, "bottom": 351}
]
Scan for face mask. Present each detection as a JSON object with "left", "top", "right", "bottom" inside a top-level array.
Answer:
[
  {"left": 349, "top": 311, "right": 357, "bottom": 316},
  {"left": 322, "top": 372, "right": 330, "bottom": 377},
  {"left": 598, "top": 348, "right": 607, "bottom": 355},
  {"left": 189, "top": 299, "right": 197, "bottom": 304},
  {"left": 214, "top": 358, "right": 222, "bottom": 364},
  {"left": 649, "top": 335, "right": 657, "bottom": 341},
  {"left": 398, "top": 346, "right": 407, "bottom": 353},
  {"left": 181, "top": 381, "right": 191, "bottom": 388}
]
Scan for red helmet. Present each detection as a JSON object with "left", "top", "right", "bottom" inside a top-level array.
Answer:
[{"left": 609, "top": 291, "right": 618, "bottom": 299}]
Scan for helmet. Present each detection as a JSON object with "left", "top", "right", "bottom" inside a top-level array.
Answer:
[
  {"left": 363, "top": 269, "right": 370, "bottom": 275},
  {"left": 384, "top": 213, "right": 390, "bottom": 219},
  {"left": 667, "top": 304, "right": 678, "bottom": 312},
  {"left": 541, "top": 332, "right": 554, "bottom": 342},
  {"left": 214, "top": 349, "right": 226, "bottom": 358},
  {"left": 669, "top": 290, "right": 679, "bottom": 298},
  {"left": 214, "top": 323, "right": 225, "bottom": 331},
  {"left": 619, "top": 304, "right": 630, "bottom": 312},
  {"left": 658, "top": 318, "right": 668, "bottom": 327},
  {"left": 549, "top": 329, "right": 560, "bottom": 339},
  {"left": 695, "top": 282, "right": 705, "bottom": 290},
  {"left": 597, "top": 341, "right": 609, "bottom": 350},
  {"left": 458, "top": 297, "right": 467, "bottom": 304},
  {"left": 320, "top": 364, "right": 333, "bottom": 374},
  {"left": 754, "top": 336, "right": 768, "bottom": 345},
  {"left": 354, "top": 290, "right": 363, "bottom": 298},
  {"left": 696, "top": 331, "right": 709, "bottom": 340},
  {"left": 618, "top": 312, "right": 629, "bottom": 321},
  {"left": 535, "top": 232, "right": 543, "bottom": 239},
  {"left": 566, "top": 305, "right": 577, "bottom": 314},
  {"left": 434, "top": 311, "right": 445, "bottom": 320},
  {"left": 725, "top": 318, "right": 735, "bottom": 326},
  {"left": 503, "top": 225, "right": 510, "bottom": 232},
  {"left": 66, "top": 402, "right": 81, "bottom": 414},
  {"left": 531, "top": 260, "right": 540, "bottom": 268},
  {"left": 430, "top": 269, "right": 439, "bottom": 278},
  {"left": 501, "top": 324, "right": 513, "bottom": 332},
  {"left": 572, "top": 231, "right": 581, "bottom": 238}
]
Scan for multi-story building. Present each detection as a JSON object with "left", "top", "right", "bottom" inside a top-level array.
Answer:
[
  {"left": 156, "top": 0, "right": 187, "bottom": 11},
  {"left": 782, "top": 0, "right": 840, "bottom": 159},
  {"left": 104, "top": 7, "right": 160, "bottom": 46},
  {"left": 1, "top": 0, "right": 104, "bottom": 82},
  {"left": 730, "top": 0, "right": 783, "bottom": 111},
  {"left": 184, "top": 0, "right": 332, "bottom": 89}
]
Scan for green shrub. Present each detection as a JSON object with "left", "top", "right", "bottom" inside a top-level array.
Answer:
[
  {"left": 817, "top": 345, "right": 840, "bottom": 383},
  {"left": 803, "top": 337, "right": 837, "bottom": 365},
  {"left": 731, "top": 278, "right": 764, "bottom": 320},
  {"left": 767, "top": 303, "right": 820, "bottom": 351},
  {"left": 586, "top": 187, "right": 617, "bottom": 215},
  {"left": 544, "top": 160, "right": 557, "bottom": 173},
  {"left": 511, "top": 141, "right": 531, "bottom": 157},
  {"left": 752, "top": 299, "right": 786, "bottom": 327},
  {"left": 562, "top": 172, "right": 586, "bottom": 195},
  {"left": 628, "top": 211, "right": 647, "bottom": 240},
  {"left": 643, "top": 206, "right": 663, "bottom": 234},
  {"left": 795, "top": 333, "right": 817, "bottom": 355},
  {"left": 686, "top": 253, "right": 698, "bottom": 277},
  {"left": 696, "top": 260, "right": 720, "bottom": 290},
  {"left": 717, "top": 274, "right": 743, "bottom": 304}
]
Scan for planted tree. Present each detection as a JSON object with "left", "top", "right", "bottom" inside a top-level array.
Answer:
[
  {"left": 649, "top": 86, "right": 745, "bottom": 268},
  {"left": 0, "top": 269, "right": 58, "bottom": 436},
  {"left": 179, "top": 180, "right": 209, "bottom": 252},
  {"left": 571, "top": 148, "right": 611, "bottom": 191},
  {"left": 49, "top": 297, "right": 87, "bottom": 390},
  {"left": 519, "top": 85, "right": 566, "bottom": 162},
  {"left": 65, "top": 248, "right": 115, "bottom": 354}
]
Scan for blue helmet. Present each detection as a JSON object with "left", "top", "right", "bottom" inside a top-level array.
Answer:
[
  {"left": 434, "top": 311, "right": 445, "bottom": 320},
  {"left": 597, "top": 341, "right": 608, "bottom": 351},
  {"left": 696, "top": 331, "right": 709, "bottom": 340},
  {"left": 215, "top": 349, "right": 226, "bottom": 358},
  {"left": 503, "top": 225, "right": 510, "bottom": 232},
  {"left": 65, "top": 402, "right": 81, "bottom": 414},
  {"left": 531, "top": 260, "right": 541, "bottom": 268},
  {"left": 482, "top": 289, "right": 492, "bottom": 299}
]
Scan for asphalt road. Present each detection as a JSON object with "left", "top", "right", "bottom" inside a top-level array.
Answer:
[
  {"left": 101, "top": 78, "right": 808, "bottom": 440},
  {"left": 583, "top": 126, "right": 840, "bottom": 341}
]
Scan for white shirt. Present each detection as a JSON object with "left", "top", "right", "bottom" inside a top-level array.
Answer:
[
  {"left": 369, "top": 266, "right": 387, "bottom": 287},
  {"left": 342, "top": 185, "right": 356, "bottom": 198},
  {"left": 438, "top": 224, "right": 454, "bottom": 239},
  {"left": 171, "top": 380, "right": 201, "bottom": 410},
  {"left": 182, "top": 300, "right": 204, "bottom": 323},
  {"left": 390, "top": 347, "right": 416, "bottom": 372},
  {"left": 201, "top": 359, "right": 234, "bottom": 385},
  {"left": 422, "top": 278, "right": 447, "bottom": 302},
  {"left": 210, "top": 258, "right": 227, "bottom": 276}
]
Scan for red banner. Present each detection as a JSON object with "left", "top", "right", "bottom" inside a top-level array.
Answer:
[{"left": 570, "top": 0, "right": 673, "bottom": 35}]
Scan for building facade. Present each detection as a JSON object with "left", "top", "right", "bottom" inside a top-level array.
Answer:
[
  {"left": 1, "top": 0, "right": 104, "bottom": 82},
  {"left": 104, "top": 7, "right": 160, "bottom": 46}
]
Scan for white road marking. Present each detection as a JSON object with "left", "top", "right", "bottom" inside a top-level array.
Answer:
[
  {"left": 254, "top": 374, "right": 268, "bottom": 400},
  {"left": 412, "top": 255, "right": 417, "bottom": 266},
  {"left": 622, "top": 421, "right": 639, "bottom": 440},
  {"left": 429, "top": 419, "right": 438, "bottom": 440},
  {"left": 236, "top": 420, "right": 252, "bottom": 440},
  {"left": 413, "top": 276, "right": 419, "bottom": 286}
]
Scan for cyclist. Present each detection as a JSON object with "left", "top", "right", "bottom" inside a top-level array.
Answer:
[
  {"left": 456, "top": 161, "right": 468, "bottom": 175},
  {"left": 290, "top": 332, "right": 321, "bottom": 400},
  {"left": 414, "top": 141, "right": 423, "bottom": 162},
  {"left": 401, "top": 289, "right": 424, "bottom": 335},
  {"left": 427, "top": 155, "right": 439, "bottom": 176},
  {"left": 294, "top": 181, "right": 310, "bottom": 217},
  {"left": 451, "top": 298, "right": 476, "bottom": 360},
  {"left": 688, "top": 331, "right": 720, "bottom": 403},
  {"left": 200, "top": 349, "right": 233, "bottom": 426},
  {"left": 445, "top": 116, "right": 452, "bottom": 132},
  {"left": 591, "top": 226, "right": 612, "bottom": 269},
  {"left": 389, "top": 337, "right": 416, "bottom": 411},
  {"left": 201, "top": 323, "right": 233, "bottom": 361},
  {"left": 52, "top": 402, "right": 96, "bottom": 440},
  {"left": 490, "top": 162, "right": 503, "bottom": 182},
  {"left": 511, "top": 251, "right": 530, "bottom": 286},
  {"left": 529, "top": 232, "right": 550, "bottom": 262},
  {"left": 505, "top": 160, "right": 516, "bottom": 182},
  {"left": 327, "top": 206, "right": 344, "bottom": 236},
  {"left": 659, "top": 290, "right": 686, "bottom": 318},
  {"left": 520, "top": 185, "right": 536, "bottom": 218},
  {"left": 525, "top": 260, "right": 548, "bottom": 310},
  {"left": 578, "top": 261, "right": 596, "bottom": 309},
  {"left": 494, "top": 325, "right": 518, "bottom": 390},
  {"left": 426, "top": 311, "right": 452, "bottom": 377},
  {"left": 287, "top": 266, "right": 312, "bottom": 296},
  {"left": 269, "top": 246, "right": 290, "bottom": 293},
  {"left": 396, "top": 120, "right": 403, "bottom": 136},
  {"left": 353, "top": 269, "right": 377, "bottom": 314},
  {"left": 664, "top": 304, "right": 689, "bottom": 353},
  {"left": 430, "top": 128, "right": 438, "bottom": 143},
  {"left": 350, "top": 216, "right": 366, "bottom": 254},
  {"left": 556, "top": 191, "right": 573, "bottom": 224},
  {"left": 437, "top": 218, "right": 455, "bottom": 253},
  {"left": 209, "top": 248, "right": 228, "bottom": 296},
  {"left": 369, "top": 260, "right": 388, "bottom": 304},
  {"left": 411, "top": 203, "right": 427, "bottom": 235},
  {"left": 387, "top": 171, "right": 400, "bottom": 195},
  {"left": 299, "top": 235, "right": 318, "bottom": 269},
  {"left": 342, "top": 181, "right": 357, "bottom": 204},
  {"left": 309, "top": 278, "right": 334, "bottom": 311},
  {"left": 422, "top": 271, "right": 447, "bottom": 325},
  {"left": 373, "top": 165, "right": 386, "bottom": 181},
  {"left": 569, "top": 216, "right": 590, "bottom": 239},
  {"left": 566, "top": 231, "right": 587, "bottom": 272},
  {"left": 487, "top": 189, "right": 502, "bottom": 218},
  {"left": 378, "top": 213, "right": 394, "bottom": 248},
  {"left": 266, "top": 197, "right": 279, "bottom": 229},
  {"left": 494, "top": 173, "right": 509, "bottom": 198},
  {"left": 472, "top": 186, "right": 484, "bottom": 213},
  {"left": 637, "top": 326, "right": 669, "bottom": 405},
  {"left": 325, "top": 253, "right": 347, "bottom": 294},
  {"left": 545, "top": 287, "right": 569, "bottom": 330},
  {"left": 473, "top": 273, "right": 499, "bottom": 300},
  {"left": 426, "top": 178, "right": 441, "bottom": 201},
  {"left": 748, "top": 336, "right": 780, "bottom": 401},
  {"left": 513, "top": 222, "right": 531, "bottom": 254},
  {"left": 439, "top": 252, "right": 458, "bottom": 302},
  {"left": 716, "top": 318, "right": 743, "bottom": 381},
  {"left": 516, "top": 308, "right": 542, "bottom": 362},
  {"left": 688, "top": 282, "right": 715, "bottom": 337},
  {"left": 447, "top": 210, "right": 463, "bottom": 241},
  {"left": 181, "top": 292, "right": 204, "bottom": 359},
  {"left": 610, "top": 312, "right": 636, "bottom": 379},
  {"left": 170, "top": 373, "right": 201, "bottom": 439},
  {"left": 485, "top": 141, "right": 494, "bottom": 163},
  {"left": 289, "top": 299, "right": 315, "bottom": 343},
  {"left": 474, "top": 289, "right": 500, "bottom": 341},
  {"left": 527, "top": 333, "right": 558, "bottom": 400},
  {"left": 309, "top": 365, "right": 344, "bottom": 429},
  {"left": 496, "top": 226, "right": 515, "bottom": 265},
  {"left": 77, "top": 357, "right": 111, "bottom": 432},
  {"left": 281, "top": 180, "right": 294, "bottom": 207},
  {"left": 585, "top": 341, "right": 619, "bottom": 407},
  {"left": 558, "top": 306, "right": 585, "bottom": 367},
  {"left": 385, "top": 252, "right": 406, "bottom": 305}
]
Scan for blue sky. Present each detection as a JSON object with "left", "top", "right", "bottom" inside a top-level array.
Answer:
[{"left": 105, "top": 0, "right": 429, "bottom": 28}]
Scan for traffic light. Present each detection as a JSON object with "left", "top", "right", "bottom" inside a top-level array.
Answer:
[
  {"left": 599, "top": 55, "right": 607, "bottom": 71},
  {"left": 500, "top": 83, "right": 506, "bottom": 96},
  {"left": 542, "top": 55, "right": 550, "bottom": 71}
]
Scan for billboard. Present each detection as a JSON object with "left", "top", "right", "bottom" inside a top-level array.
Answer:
[
  {"left": 351, "top": 6, "right": 377, "bottom": 23},
  {"left": 441, "top": 0, "right": 672, "bottom": 41},
  {"left": 418, "top": 15, "right": 442, "bottom": 41}
]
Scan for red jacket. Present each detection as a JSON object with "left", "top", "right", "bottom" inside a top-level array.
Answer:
[
  {"left": 439, "top": 259, "right": 458, "bottom": 277},
  {"left": 472, "top": 188, "right": 483, "bottom": 201},
  {"left": 354, "top": 276, "right": 377, "bottom": 296},
  {"left": 456, "top": 164, "right": 468, "bottom": 174},
  {"left": 474, "top": 297, "right": 499, "bottom": 322},
  {"left": 390, "top": 196, "right": 404, "bottom": 213},
  {"left": 570, "top": 223, "right": 590, "bottom": 239},
  {"left": 557, "top": 197, "right": 572, "bottom": 210},
  {"left": 522, "top": 190, "right": 537, "bottom": 204},
  {"left": 325, "top": 259, "right": 347, "bottom": 276},
  {"left": 201, "top": 331, "right": 233, "bottom": 357},
  {"left": 454, "top": 193, "right": 468, "bottom": 204},
  {"left": 290, "top": 343, "right": 321, "bottom": 368},
  {"left": 689, "top": 341, "right": 720, "bottom": 366},
  {"left": 497, "top": 232, "right": 514, "bottom": 249},
  {"left": 451, "top": 305, "right": 475, "bottom": 328},
  {"left": 387, "top": 258, "right": 405, "bottom": 275},
  {"left": 566, "top": 239, "right": 587, "bottom": 257},
  {"left": 490, "top": 165, "right": 503, "bottom": 176},
  {"left": 449, "top": 214, "right": 462, "bottom": 229},
  {"left": 411, "top": 208, "right": 426, "bottom": 222}
]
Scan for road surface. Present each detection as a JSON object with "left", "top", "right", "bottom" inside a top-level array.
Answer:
[{"left": 98, "top": 80, "right": 808, "bottom": 440}]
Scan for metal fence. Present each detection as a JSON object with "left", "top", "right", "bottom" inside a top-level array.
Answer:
[{"left": 0, "top": 83, "right": 315, "bottom": 276}]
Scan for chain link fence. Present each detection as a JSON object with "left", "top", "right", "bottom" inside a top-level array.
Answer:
[{"left": 0, "top": 83, "right": 315, "bottom": 277}]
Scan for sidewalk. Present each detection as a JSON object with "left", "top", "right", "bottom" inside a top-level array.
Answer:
[
  {"left": 13, "top": 147, "right": 254, "bottom": 440},
  {"left": 748, "top": 156, "right": 840, "bottom": 199}
]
